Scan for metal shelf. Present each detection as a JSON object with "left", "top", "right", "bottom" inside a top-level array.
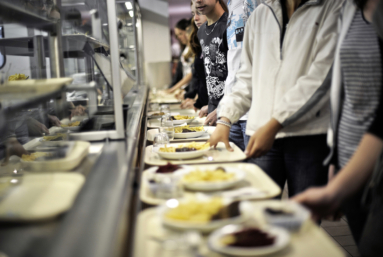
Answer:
[
  {"left": 0, "top": 34, "right": 109, "bottom": 58},
  {"left": 0, "top": 1, "right": 56, "bottom": 32}
]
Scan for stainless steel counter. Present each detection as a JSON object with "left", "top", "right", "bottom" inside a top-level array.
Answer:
[{"left": 0, "top": 84, "right": 148, "bottom": 257}]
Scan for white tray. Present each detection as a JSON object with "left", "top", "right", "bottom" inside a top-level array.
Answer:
[
  {"left": 144, "top": 142, "right": 246, "bottom": 166},
  {"left": 0, "top": 78, "right": 73, "bottom": 94},
  {"left": 20, "top": 141, "right": 90, "bottom": 171},
  {"left": 133, "top": 201, "right": 345, "bottom": 257},
  {"left": 140, "top": 163, "right": 281, "bottom": 205},
  {"left": 0, "top": 173, "right": 84, "bottom": 221},
  {"left": 147, "top": 127, "right": 215, "bottom": 142}
]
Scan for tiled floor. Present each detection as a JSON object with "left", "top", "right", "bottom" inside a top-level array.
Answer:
[
  {"left": 321, "top": 217, "right": 360, "bottom": 257},
  {"left": 281, "top": 185, "right": 360, "bottom": 257}
]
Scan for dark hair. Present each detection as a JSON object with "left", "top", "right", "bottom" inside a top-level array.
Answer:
[
  {"left": 188, "top": 17, "right": 202, "bottom": 56},
  {"left": 175, "top": 18, "right": 191, "bottom": 31},
  {"left": 218, "top": 0, "right": 229, "bottom": 13},
  {"left": 354, "top": 0, "right": 368, "bottom": 9}
]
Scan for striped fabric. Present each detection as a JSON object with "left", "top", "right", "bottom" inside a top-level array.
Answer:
[{"left": 337, "top": 10, "right": 382, "bottom": 168}]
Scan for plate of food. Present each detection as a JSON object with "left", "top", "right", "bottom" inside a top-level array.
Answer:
[
  {"left": 40, "top": 133, "right": 68, "bottom": 142},
  {"left": 156, "top": 142, "right": 210, "bottom": 160},
  {"left": 174, "top": 125, "right": 207, "bottom": 139},
  {"left": 261, "top": 201, "right": 310, "bottom": 231},
  {"left": 60, "top": 121, "right": 81, "bottom": 131},
  {"left": 161, "top": 197, "right": 247, "bottom": 233},
  {"left": 208, "top": 224, "right": 290, "bottom": 256},
  {"left": 147, "top": 111, "right": 166, "bottom": 119},
  {"left": 175, "top": 166, "right": 245, "bottom": 191},
  {"left": 171, "top": 115, "right": 195, "bottom": 125}
]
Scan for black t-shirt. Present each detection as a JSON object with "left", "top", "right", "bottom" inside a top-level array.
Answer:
[
  {"left": 197, "top": 13, "right": 229, "bottom": 113},
  {"left": 193, "top": 53, "right": 209, "bottom": 109}
]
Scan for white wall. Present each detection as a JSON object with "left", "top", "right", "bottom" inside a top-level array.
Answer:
[{"left": 138, "top": 0, "right": 172, "bottom": 88}]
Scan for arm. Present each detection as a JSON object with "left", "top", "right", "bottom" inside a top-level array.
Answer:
[
  {"left": 216, "top": 13, "right": 254, "bottom": 124},
  {"left": 272, "top": 3, "right": 341, "bottom": 127},
  {"left": 293, "top": 134, "right": 383, "bottom": 219},
  {"left": 167, "top": 72, "right": 193, "bottom": 93}
]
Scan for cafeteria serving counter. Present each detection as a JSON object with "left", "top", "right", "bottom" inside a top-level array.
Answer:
[{"left": 0, "top": 84, "right": 148, "bottom": 257}]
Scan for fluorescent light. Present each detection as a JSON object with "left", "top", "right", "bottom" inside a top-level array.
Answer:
[
  {"left": 125, "top": 2, "right": 133, "bottom": 10},
  {"left": 129, "top": 10, "right": 134, "bottom": 17}
]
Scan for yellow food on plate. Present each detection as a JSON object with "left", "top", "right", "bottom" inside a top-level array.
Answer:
[
  {"left": 174, "top": 125, "right": 204, "bottom": 133},
  {"left": 8, "top": 73, "right": 28, "bottom": 81},
  {"left": 165, "top": 198, "right": 223, "bottom": 222},
  {"left": 21, "top": 152, "right": 52, "bottom": 161},
  {"left": 61, "top": 121, "right": 81, "bottom": 127},
  {"left": 183, "top": 168, "right": 235, "bottom": 183},
  {"left": 159, "top": 142, "right": 210, "bottom": 153},
  {"left": 173, "top": 115, "right": 195, "bottom": 120},
  {"left": 42, "top": 133, "right": 66, "bottom": 141}
]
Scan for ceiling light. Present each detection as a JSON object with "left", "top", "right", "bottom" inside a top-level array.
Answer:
[
  {"left": 125, "top": 2, "right": 133, "bottom": 10},
  {"left": 129, "top": 10, "right": 134, "bottom": 17}
]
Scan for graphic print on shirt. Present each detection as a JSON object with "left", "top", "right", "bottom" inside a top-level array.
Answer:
[
  {"left": 200, "top": 38, "right": 227, "bottom": 99},
  {"left": 227, "top": 0, "right": 257, "bottom": 48}
]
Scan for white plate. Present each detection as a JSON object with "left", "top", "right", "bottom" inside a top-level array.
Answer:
[
  {"left": 60, "top": 125, "right": 80, "bottom": 131},
  {"left": 208, "top": 224, "right": 290, "bottom": 256},
  {"left": 155, "top": 143, "right": 210, "bottom": 160},
  {"left": 175, "top": 167, "right": 245, "bottom": 191},
  {"left": 160, "top": 199, "right": 248, "bottom": 233},
  {"left": 174, "top": 129, "right": 207, "bottom": 139},
  {"left": 172, "top": 118, "right": 195, "bottom": 125}
]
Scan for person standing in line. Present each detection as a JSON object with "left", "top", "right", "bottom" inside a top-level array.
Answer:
[
  {"left": 293, "top": 0, "right": 383, "bottom": 246},
  {"left": 209, "top": 0, "right": 342, "bottom": 198},
  {"left": 195, "top": 0, "right": 229, "bottom": 126},
  {"left": 223, "top": 0, "right": 258, "bottom": 151},
  {"left": 181, "top": 3, "right": 210, "bottom": 110},
  {"left": 170, "top": 19, "right": 192, "bottom": 89}
]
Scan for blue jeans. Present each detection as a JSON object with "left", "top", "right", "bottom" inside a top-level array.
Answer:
[
  {"left": 229, "top": 121, "right": 249, "bottom": 152},
  {"left": 247, "top": 134, "right": 329, "bottom": 198}
]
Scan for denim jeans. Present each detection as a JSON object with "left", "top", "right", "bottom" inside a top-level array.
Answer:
[
  {"left": 229, "top": 121, "right": 249, "bottom": 152},
  {"left": 247, "top": 134, "right": 329, "bottom": 198}
]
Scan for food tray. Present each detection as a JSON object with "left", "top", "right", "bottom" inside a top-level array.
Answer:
[
  {"left": 144, "top": 142, "right": 246, "bottom": 166},
  {"left": 133, "top": 201, "right": 345, "bottom": 257},
  {"left": 0, "top": 78, "right": 73, "bottom": 94},
  {"left": 0, "top": 173, "right": 84, "bottom": 221},
  {"left": 140, "top": 163, "right": 281, "bottom": 205},
  {"left": 20, "top": 141, "right": 90, "bottom": 171},
  {"left": 147, "top": 127, "right": 215, "bottom": 142}
]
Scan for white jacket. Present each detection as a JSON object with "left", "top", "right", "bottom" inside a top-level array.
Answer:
[{"left": 218, "top": 0, "right": 343, "bottom": 138}]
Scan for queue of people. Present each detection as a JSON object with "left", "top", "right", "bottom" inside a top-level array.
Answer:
[{"left": 168, "top": 0, "right": 383, "bottom": 255}]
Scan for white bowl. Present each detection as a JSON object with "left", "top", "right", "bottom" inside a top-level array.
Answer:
[
  {"left": 263, "top": 201, "right": 310, "bottom": 231},
  {"left": 208, "top": 224, "right": 290, "bottom": 256},
  {"left": 175, "top": 167, "right": 245, "bottom": 191}
]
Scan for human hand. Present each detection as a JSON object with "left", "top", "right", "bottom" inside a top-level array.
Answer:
[
  {"left": 2, "top": 138, "right": 28, "bottom": 166},
  {"left": 48, "top": 114, "right": 61, "bottom": 127},
  {"left": 292, "top": 186, "right": 341, "bottom": 221},
  {"left": 199, "top": 105, "right": 208, "bottom": 118},
  {"left": 70, "top": 105, "right": 86, "bottom": 119},
  {"left": 29, "top": 118, "right": 50, "bottom": 135},
  {"left": 176, "top": 91, "right": 185, "bottom": 100},
  {"left": 204, "top": 109, "right": 217, "bottom": 126},
  {"left": 181, "top": 98, "right": 195, "bottom": 109},
  {"left": 245, "top": 118, "right": 282, "bottom": 158},
  {"left": 207, "top": 121, "right": 233, "bottom": 151}
]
